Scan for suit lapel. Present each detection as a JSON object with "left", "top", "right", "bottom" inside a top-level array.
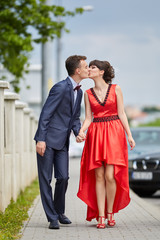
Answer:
[
  {"left": 66, "top": 77, "right": 74, "bottom": 113},
  {"left": 73, "top": 89, "right": 82, "bottom": 115}
]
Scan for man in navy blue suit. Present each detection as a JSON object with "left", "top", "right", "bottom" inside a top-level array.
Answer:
[{"left": 34, "top": 55, "right": 88, "bottom": 229}]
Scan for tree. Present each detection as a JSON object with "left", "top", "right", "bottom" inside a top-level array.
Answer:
[{"left": 0, "top": 0, "right": 83, "bottom": 92}]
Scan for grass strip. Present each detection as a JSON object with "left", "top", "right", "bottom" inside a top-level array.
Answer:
[{"left": 0, "top": 179, "right": 39, "bottom": 240}]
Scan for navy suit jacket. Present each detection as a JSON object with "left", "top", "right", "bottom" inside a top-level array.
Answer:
[{"left": 34, "top": 77, "right": 82, "bottom": 150}]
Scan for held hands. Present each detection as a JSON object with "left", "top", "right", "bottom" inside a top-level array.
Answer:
[
  {"left": 76, "top": 130, "right": 86, "bottom": 143},
  {"left": 128, "top": 135, "right": 136, "bottom": 150},
  {"left": 36, "top": 141, "right": 46, "bottom": 156}
]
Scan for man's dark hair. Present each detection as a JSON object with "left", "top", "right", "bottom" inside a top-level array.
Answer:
[{"left": 65, "top": 55, "right": 87, "bottom": 76}]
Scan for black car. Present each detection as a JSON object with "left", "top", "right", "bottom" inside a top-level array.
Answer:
[{"left": 128, "top": 127, "right": 160, "bottom": 196}]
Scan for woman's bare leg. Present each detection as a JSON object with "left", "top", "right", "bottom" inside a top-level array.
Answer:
[
  {"left": 105, "top": 164, "right": 116, "bottom": 220},
  {"left": 95, "top": 165, "right": 106, "bottom": 222}
]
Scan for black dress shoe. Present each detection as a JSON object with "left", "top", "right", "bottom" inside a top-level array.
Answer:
[
  {"left": 58, "top": 214, "right": 72, "bottom": 224},
  {"left": 49, "top": 220, "right": 60, "bottom": 229}
]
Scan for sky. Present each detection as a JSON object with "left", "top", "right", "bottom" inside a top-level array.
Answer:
[{"left": 30, "top": 0, "right": 160, "bottom": 107}]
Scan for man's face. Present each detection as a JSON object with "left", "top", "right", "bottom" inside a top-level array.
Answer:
[{"left": 77, "top": 60, "right": 89, "bottom": 79}]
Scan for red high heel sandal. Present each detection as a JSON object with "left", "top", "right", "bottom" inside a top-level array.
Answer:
[
  {"left": 97, "top": 216, "right": 106, "bottom": 229},
  {"left": 107, "top": 213, "right": 116, "bottom": 227}
]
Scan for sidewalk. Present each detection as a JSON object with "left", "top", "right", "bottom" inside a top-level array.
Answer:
[{"left": 20, "top": 158, "right": 160, "bottom": 240}]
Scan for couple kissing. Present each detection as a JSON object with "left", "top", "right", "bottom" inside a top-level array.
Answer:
[{"left": 34, "top": 55, "right": 135, "bottom": 230}]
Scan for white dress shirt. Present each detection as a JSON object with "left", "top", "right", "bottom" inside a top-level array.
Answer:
[{"left": 68, "top": 76, "right": 80, "bottom": 104}]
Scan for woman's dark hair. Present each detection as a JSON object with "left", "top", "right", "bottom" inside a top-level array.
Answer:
[
  {"left": 65, "top": 55, "right": 87, "bottom": 76},
  {"left": 89, "top": 60, "right": 115, "bottom": 83}
]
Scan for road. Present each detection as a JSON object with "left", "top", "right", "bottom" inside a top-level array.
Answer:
[{"left": 141, "top": 190, "right": 160, "bottom": 209}]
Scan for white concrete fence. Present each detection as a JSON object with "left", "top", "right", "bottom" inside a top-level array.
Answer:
[{"left": 0, "top": 81, "right": 38, "bottom": 212}]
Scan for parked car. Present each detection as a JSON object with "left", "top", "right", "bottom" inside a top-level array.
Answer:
[{"left": 128, "top": 127, "right": 160, "bottom": 196}]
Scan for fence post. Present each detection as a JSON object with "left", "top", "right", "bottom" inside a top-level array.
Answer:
[
  {"left": 4, "top": 92, "right": 19, "bottom": 202},
  {"left": 0, "top": 81, "right": 9, "bottom": 212},
  {"left": 23, "top": 107, "right": 32, "bottom": 187},
  {"left": 30, "top": 113, "right": 38, "bottom": 182},
  {"left": 34, "top": 118, "right": 38, "bottom": 179},
  {"left": 15, "top": 101, "right": 28, "bottom": 192}
]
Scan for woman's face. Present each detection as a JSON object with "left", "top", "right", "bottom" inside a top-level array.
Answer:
[{"left": 89, "top": 65, "right": 103, "bottom": 79}]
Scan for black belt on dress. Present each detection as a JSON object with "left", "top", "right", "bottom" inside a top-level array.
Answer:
[{"left": 93, "top": 115, "right": 119, "bottom": 122}]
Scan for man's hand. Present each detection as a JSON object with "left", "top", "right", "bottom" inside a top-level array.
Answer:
[
  {"left": 76, "top": 135, "right": 84, "bottom": 143},
  {"left": 36, "top": 141, "right": 46, "bottom": 156},
  {"left": 76, "top": 130, "right": 86, "bottom": 143}
]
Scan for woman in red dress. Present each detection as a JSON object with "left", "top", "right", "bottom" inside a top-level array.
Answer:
[{"left": 77, "top": 60, "right": 135, "bottom": 229}]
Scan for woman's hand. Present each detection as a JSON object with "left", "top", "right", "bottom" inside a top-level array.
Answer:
[
  {"left": 128, "top": 135, "right": 136, "bottom": 150},
  {"left": 76, "top": 130, "right": 86, "bottom": 143}
]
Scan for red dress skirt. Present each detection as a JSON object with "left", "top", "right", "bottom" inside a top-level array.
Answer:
[{"left": 77, "top": 84, "right": 130, "bottom": 221}]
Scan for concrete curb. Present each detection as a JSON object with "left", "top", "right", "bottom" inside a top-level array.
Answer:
[{"left": 20, "top": 195, "right": 40, "bottom": 237}]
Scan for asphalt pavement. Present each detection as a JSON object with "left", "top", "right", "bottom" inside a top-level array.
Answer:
[{"left": 142, "top": 190, "right": 160, "bottom": 209}]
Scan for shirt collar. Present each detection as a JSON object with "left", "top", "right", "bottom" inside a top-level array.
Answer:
[{"left": 68, "top": 76, "right": 78, "bottom": 89}]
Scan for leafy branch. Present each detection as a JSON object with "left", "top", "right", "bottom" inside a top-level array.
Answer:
[{"left": 0, "top": 0, "right": 83, "bottom": 92}]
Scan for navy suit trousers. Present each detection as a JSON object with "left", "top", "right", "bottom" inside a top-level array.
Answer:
[{"left": 37, "top": 144, "right": 69, "bottom": 222}]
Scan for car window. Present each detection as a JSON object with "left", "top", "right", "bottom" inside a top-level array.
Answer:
[{"left": 132, "top": 130, "right": 160, "bottom": 145}]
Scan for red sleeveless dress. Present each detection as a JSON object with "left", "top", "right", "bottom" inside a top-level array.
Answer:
[{"left": 77, "top": 84, "right": 130, "bottom": 221}]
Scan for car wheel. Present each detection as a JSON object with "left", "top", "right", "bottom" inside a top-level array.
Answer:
[{"left": 132, "top": 189, "right": 157, "bottom": 197}]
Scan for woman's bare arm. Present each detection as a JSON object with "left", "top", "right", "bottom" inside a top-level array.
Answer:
[
  {"left": 116, "top": 85, "right": 135, "bottom": 150},
  {"left": 76, "top": 92, "right": 92, "bottom": 142}
]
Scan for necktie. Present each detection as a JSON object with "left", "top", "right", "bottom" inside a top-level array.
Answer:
[{"left": 74, "top": 85, "right": 81, "bottom": 91}]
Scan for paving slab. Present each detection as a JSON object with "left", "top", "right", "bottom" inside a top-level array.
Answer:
[{"left": 20, "top": 158, "right": 160, "bottom": 240}]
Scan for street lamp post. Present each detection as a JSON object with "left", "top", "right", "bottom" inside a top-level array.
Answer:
[
  {"left": 41, "top": 0, "right": 53, "bottom": 107},
  {"left": 41, "top": 41, "right": 53, "bottom": 107},
  {"left": 56, "top": 0, "right": 62, "bottom": 83}
]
